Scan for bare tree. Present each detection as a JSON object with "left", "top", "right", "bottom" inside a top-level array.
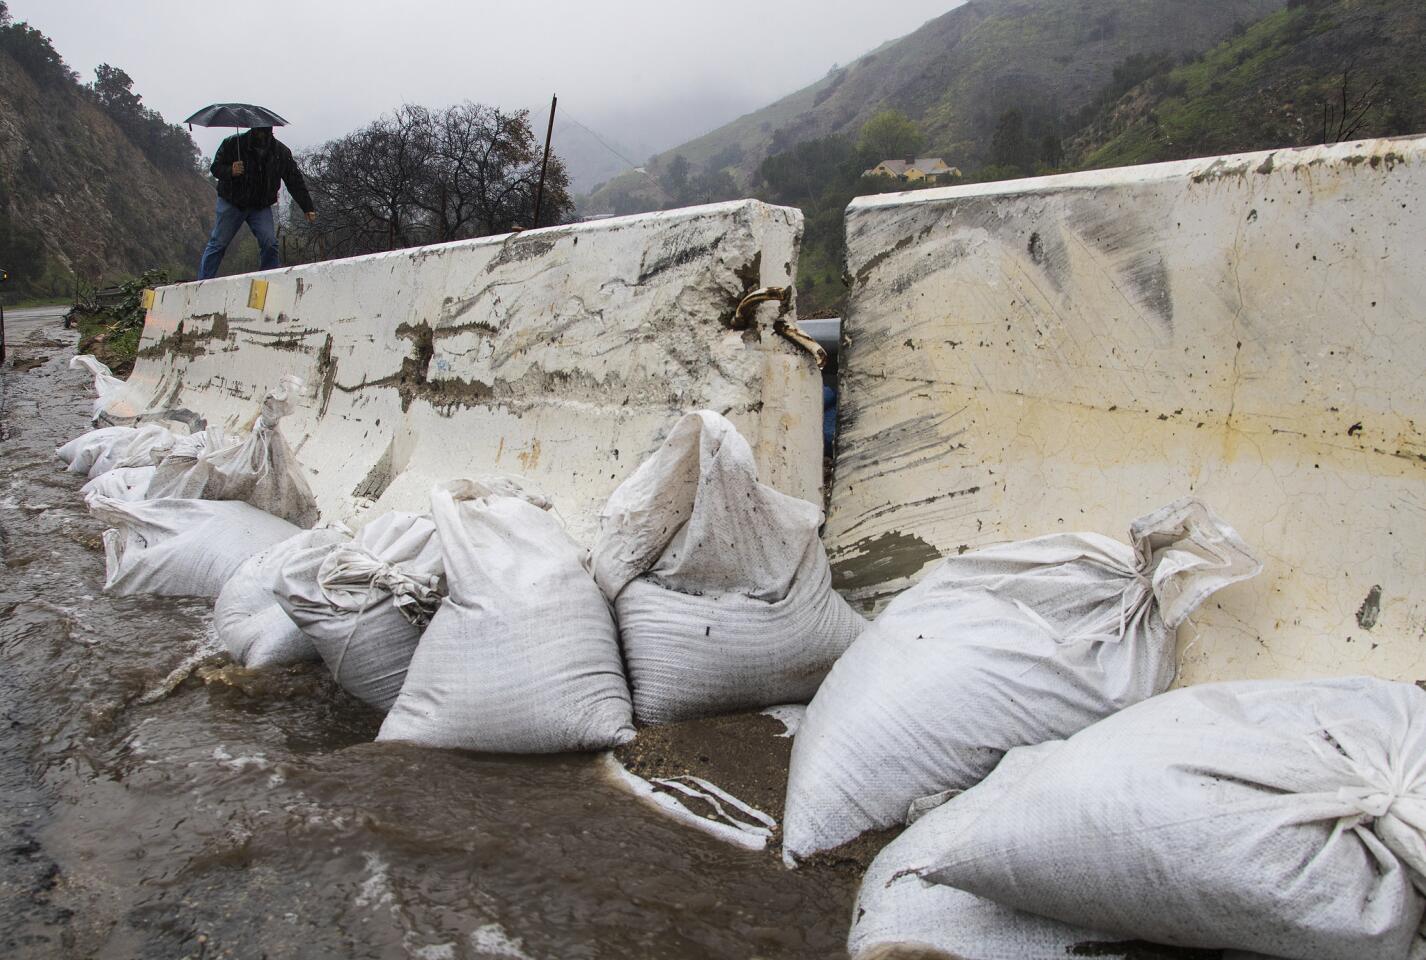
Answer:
[
  {"left": 290, "top": 102, "right": 572, "bottom": 261},
  {"left": 1319, "top": 63, "right": 1383, "bottom": 145}
]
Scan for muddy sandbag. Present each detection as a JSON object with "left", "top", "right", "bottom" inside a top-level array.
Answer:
[
  {"left": 274, "top": 510, "right": 444, "bottom": 711},
  {"left": 589, "top": 410, "right": 866, "bottom": 724},
  {"left": 147, "top": 377, "right": 318, "bottom": 528},
  {"left": 70, "top": 354, "right": 124, "bottom": 422},
  {"left": 849, "top": 741, "right": 1280, "bottom": 960},
  {"left": 379, "top": 479, "right": 634, "bottom": 752},
  {"left": 88, "top": 495, "right": 300, "bottom": 598},
  {"left": 216, "top": 527, "right": 352, "bottom": 668},
  {"left": 80, "top": 465, "right": 157, "bottom": 502},
  {"left": 918, "top": 677, "right": 1426, "bottom": 960},
  {"left": 783, "top": 498, "right": 1260, "bottom": 865}
]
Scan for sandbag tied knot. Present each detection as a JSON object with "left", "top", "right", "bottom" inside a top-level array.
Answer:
[
  {"left": 1127, "top": 496, "right": 1262, "bottom": 629},
  {"left": 1338, "top": 783, "right": 1399, "bottom": 822},
  {"left": 1114, "top": 567, "right": 1156, "bottom": 643},
  {"left": 258, "top": 375, "right": 304, "bottom": 429},
  {"left": 317, "top": 546, "right": 443, "bottom": 627},
  {"left": 1302, "top": 716, "right": 1426, "bottom": 891}
]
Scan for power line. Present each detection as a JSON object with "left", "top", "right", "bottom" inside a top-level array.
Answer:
[{"left": 558, "top": 108, "right": 667, "bottom": 196}]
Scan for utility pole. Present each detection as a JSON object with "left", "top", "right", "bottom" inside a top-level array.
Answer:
[{"left": 532, "top": 94, "right": 557, "bottom": 229}]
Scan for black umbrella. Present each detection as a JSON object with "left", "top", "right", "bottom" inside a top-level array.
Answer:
[
  {"left": 185, "top": 103, "right": 289, "bottom": 129},
  {"left": 185, "top": 103, "right": 289, "bottom": 169}
]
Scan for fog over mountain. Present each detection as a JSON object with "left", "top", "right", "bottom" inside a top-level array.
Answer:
[{"left": 9, "top": 0, "right": 958, "bottom": 179}]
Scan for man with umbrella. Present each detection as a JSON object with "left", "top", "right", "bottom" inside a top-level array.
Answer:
[{"left": 189, "top": 103, "right": 317, "bottom": 280}]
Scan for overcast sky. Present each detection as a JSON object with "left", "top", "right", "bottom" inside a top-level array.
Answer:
[{"left": 11, "top": 0, "right": 959, "bottom": 161}]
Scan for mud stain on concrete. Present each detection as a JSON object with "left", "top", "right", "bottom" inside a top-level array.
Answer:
[
  {"left": 853, "top": 234, "right": 916, "bottom": 288},
  {"left": 315, "top": 334, "right": 337, "bottom": 417},
  {"left": 484, "top": 232, "right": 562, "bottom": 273},
  {"left": 138, "top": 320, "right": 209, "bottom": 360},
  {"left": 831, "top": 529, "right": 943, "bottom": 595},
  {"left": 516, "top": 438, "right": 542, "bottom": 472},
  {"left": 231, "top": 325, "right": 324, "bottom": 352},
  {"left": 637, "top": 236, "right": 723, "bottom": 285},
  {"left": 351, "top": 437, "right": 395, "bottom": 501},
  {"left": 1356, "top": 584, "right": 1383, "bottom": 630},
  {"left": 1067, "top": 198, "right": 1174, "bottom": 331},
  {"left": 136, "top": 313, "right": 231, "bottom": 360}
]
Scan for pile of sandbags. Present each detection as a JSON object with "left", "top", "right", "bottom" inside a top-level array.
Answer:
[
  {"left": 782, "top": 498, "right": 1260, "bottom": 863},
  {"left": 590, "top": 410, "right": 865, "bottom": 724},
  {"left": 216, "top": 527, "right": 351, "bottom": 667},
  {"left": 889, "top": 676, "right": 1426, "bottom": 960},
  {"left": 378, "top": 479, "right": 634, "bottom": 752},
  {"left": 55, "top": 368, "right": 324, "bottom": 611},
  {"left": 275, "top": 511, "right": 445, "bottom": 710},
  {"left": 54, "top": 344, "right": 1426, "bottom": 960}
]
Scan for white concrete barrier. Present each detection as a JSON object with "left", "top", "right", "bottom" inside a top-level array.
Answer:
[
  {"left": 105, "top": 201, "right": 823, "bottom": 545},
  {"left": 827, "top": 137, "right": 1426, "bottom": 685}
]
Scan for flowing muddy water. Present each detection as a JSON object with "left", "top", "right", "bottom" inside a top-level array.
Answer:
[{"left": 0, "top": 315, "right": 861, "bottom": 960}]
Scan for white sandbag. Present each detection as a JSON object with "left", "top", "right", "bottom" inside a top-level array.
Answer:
[
  {"left": 919, "top": 677, "right": 1426, "bottom": 960},
  {"left": 57, "top": 426, "right": 135, "bottom": 474},
  {"left": 274, "top": 510, "right": 444, "bottom": 710},
  {"left": 70, "top": 354, "right": 124, "bottom": 421},
  {"left": 589, "top": 410, "right": 865, "bottom": 724},
  {"left": 783, "top": 497, "right": 1260, "bottom": 864},
  {"left": 89, "top": 423, "right": 185, "bottom": 478},
  {"left": 147, "top": 377, "right": 318, "bottom": 528},
  {"left": 88, "top": 495, "right": 300, "bottom": 598},
  {"left": 378, "top": 479, "right": 634, "bottom": 753},
  {"left": 58, "top": 423, "right": 187, "bottom": 479},
  {"left": 216, "top": 527, "right": 351, "bottom": 668},
  {"left": 850, "top": 741, "right": 1279, "bottom": 960},
  {"left": 80, "top": 465, "right": 156, "bottom": 502}
]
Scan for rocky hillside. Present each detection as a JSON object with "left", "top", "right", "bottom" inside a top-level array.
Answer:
[
  {"left": 590, "top": 0, "right": 1284, "bottom": 211},
  {"left": 1070, "top": 0, "right": 1425, "bottom": 169},
  {"left": 0, "top": 8, "right": 212, "bottom": 300}
]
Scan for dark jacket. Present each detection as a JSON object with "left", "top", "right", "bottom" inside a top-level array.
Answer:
[{"left": 211, "top": 130, "right": 315, "bottom": 212}]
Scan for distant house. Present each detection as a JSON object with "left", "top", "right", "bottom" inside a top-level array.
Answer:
[{"left": 864, "top": 158, "right": 961, "bottom": 182}]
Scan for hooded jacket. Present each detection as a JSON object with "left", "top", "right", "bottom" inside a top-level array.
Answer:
[{"left": 210, "top": 130, "right": 315, "bottom": 213}]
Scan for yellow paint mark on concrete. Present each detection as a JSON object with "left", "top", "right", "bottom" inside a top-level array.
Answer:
[{"left": 247, "top": 279, "right": 269, "bottom": 311}]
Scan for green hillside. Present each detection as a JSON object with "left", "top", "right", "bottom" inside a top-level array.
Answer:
[{"left": 1074, "top": 0, "right": 1425, "bottom": 168}]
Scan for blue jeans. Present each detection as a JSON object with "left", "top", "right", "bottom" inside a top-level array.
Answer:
[{"left": 198, "top": 197, "right": 279, "bottom": 279}]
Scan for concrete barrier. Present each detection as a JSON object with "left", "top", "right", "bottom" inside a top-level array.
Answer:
[
  {"left": 105, "top": 200, "right": 823, "bottom": 545},
  {"left": 826, "top": 137, "right": 1426, "bottom": 685}
]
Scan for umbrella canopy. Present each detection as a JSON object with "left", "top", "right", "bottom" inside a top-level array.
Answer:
[{"left": 185, "top": 103, "right": 288, "bottom": 128}]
